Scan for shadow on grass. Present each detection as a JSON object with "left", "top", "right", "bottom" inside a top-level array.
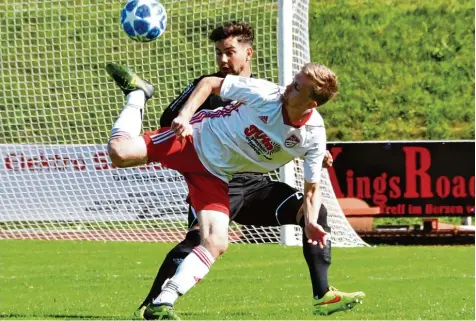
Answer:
[
  {"left": 1, "top": 314, "right": 124, "bottom": 320},
  {"left": 179, "top": 311, "right": 260, "bottom": 319}
]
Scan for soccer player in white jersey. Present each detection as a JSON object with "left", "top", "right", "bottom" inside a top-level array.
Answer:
[
  {"left": 106, "top": 60, "right": 361, "bottom": 319},
  {"left": 136, "top": 21, "right": 364, "bottom": 320}
]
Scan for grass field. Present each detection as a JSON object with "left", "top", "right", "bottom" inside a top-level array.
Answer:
[
  {"left": 0, "top": 240, "right": 474, "bottom": 320},
  {"left": 0, "top": 1, "right": 474, "bottom": 319}
]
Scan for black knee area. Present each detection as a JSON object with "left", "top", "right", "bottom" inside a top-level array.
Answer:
[
  {"left": 184, "top": 229, "right": 201, "bottom": 246},
  {"left": 297, "top": 204, "right": 332, "bottom": 298},
  {"left": 310, "top": 238, "right": 332, "bottom": 264},
  {"left": 166, "top": 229, "right": 201, "bottom": 267},
  {"left": 302, "top": 231, "right": 332, "bottom": 264},
  {"left": 299, "top": 204, "right": 332, "bottom": 264}
]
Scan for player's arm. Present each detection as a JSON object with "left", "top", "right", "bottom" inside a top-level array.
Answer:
[
  {"left": 302, "top": 130, "right": 328, "bottom": 247},
  {"left": 171, "top": 76, "right": 224, "bottom": 137},
  {"left": 295, "top": 151, "right": 333, "bottom": 224},
  {"left": 159, "top": 78, "right": 203, "bottom": 128},
  {"left": 303, "top": 181, "right": 321, "bottom": 224},
  {"left": 220, "top": 75, "right": 279, "bottom": 105},
  {"left": 178, "top": 77, "right": 224, "bottom": 119},
  {"left": 303, "top": 180, "right": 327, "bottom": 248}
]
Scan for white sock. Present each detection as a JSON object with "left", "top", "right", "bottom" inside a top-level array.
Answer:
[
  {"left": 110, "top": 90, "right": 146, "bottom": 141},
  {"left": 153, "top": 245, "right": 215, "bottom": 306}
]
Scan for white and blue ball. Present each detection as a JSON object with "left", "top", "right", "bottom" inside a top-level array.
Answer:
[{"left": 121, "top": 0, "right": 167, "bottom": 42}]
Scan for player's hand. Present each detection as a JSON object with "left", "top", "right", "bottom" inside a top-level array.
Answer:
[
  {"left": 171, "top": 114, "right": 192, "bottom": 138},
  {"left": 304, "top": 222, "right": 328, "bottom": 248},
  {"left": 323, "top": 150, "right": 333, "bottom": 168}
]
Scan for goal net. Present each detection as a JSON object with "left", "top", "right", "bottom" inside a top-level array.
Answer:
[{"left": 0, "top": 0, "right": 367, "bottom": 247}]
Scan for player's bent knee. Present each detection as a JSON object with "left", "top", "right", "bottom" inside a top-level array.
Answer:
[
  {"left": 108, "top": 140, "right": 126, "bottom": 167},
  {"left": 108, "top": 138, "right": 147, "bottom": 168},
  {"left": 201, "top": 234, "right": 228, "bottom": 258},
  {"left": 197, "top": 209, "right": 230, "bottom": 258}
]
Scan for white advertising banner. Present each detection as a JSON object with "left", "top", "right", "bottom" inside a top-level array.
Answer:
[{"left": 0, "top": 144, "right": 188, "bottom": 222}]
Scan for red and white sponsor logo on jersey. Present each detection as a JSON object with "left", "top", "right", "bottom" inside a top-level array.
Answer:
[
  {"left": 245, "top": 124, "right": 274, "bottom": 151},
  {"left": 285, "top": 134, "right": 300, "bottom": 148},
  {"left": 244, "top": 124, "right": 281, "bottom": 159},
  {"left": 259, "top": 115, "right": 268, "bottom": 124}
]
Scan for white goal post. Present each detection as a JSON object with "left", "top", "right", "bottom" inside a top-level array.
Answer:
[{"left": 0, "top": 0, "right": 367, "bottom": 247}]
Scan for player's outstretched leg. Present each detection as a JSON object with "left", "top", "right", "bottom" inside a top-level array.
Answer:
[
  {"left": 143, "top": 304, "right": 180, "bottom": 320},
  {"left": 106, "top": 63, "right": 153, "bottom": 168},
  {"left": 313, "top": 286, "right": 365, "bottom": 316},
  {"left": 105, "top": 62, "right": 155, "bottom": 99}
]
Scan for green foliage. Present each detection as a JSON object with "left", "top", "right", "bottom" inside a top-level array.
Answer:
[
  {"left": 310, "top": 0, "right": 475, "bottom": 140},
  {"left": 0, "top": 0, "right": 473, "bottom": 143}
]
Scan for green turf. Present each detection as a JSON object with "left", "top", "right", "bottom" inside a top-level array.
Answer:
[{"left": 0, "top": 240, "right": 474, "bottom": 320}]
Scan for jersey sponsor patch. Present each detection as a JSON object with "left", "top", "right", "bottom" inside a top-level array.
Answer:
[
  {"left": 285, "top": 134, "right": 300, "bottom": 148},
  {"left": 259, "top": 115, "right": 268, "bottom": 124},
  {"left": 244, "top": 124, "right": 281, "bottom": 159}
]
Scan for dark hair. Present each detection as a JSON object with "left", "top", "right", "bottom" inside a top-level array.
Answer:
[{"left": 209, "top": 21, "right": 254, "bottom": 45}]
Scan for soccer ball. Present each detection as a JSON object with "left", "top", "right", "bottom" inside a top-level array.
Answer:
[{"left": 121, "top": 0, "right": 167, "bottom": 42}]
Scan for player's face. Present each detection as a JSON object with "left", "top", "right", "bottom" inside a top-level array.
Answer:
[
  {"left": 282, "top": 72, "right": 317, "bottom": 110},
  {"left": 215, "top": 36, "right": 251, "bottom": 76}
]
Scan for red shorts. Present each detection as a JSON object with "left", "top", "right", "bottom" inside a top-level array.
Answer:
[{"left": 143, "top": 128, "right": 229, "bottom": 215}]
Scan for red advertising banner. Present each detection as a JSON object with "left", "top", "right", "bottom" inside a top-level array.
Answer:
[{"left": 327, "top": 141, "right": 475, "bottom": 217}]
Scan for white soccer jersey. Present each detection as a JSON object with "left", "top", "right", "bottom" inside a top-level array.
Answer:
[{"left": 191, "top": 75, "right": 326, "bottom": 183}]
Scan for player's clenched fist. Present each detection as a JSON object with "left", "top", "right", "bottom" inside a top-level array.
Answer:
[
  {"left": 323, "top": 150, "right": 333, "bottom": 168},
  {"left": 305, "top": 222, "right": 328, "bottom": 248},
  {"left": 171, "top": 114, "right": 193, "bottom": 138}
]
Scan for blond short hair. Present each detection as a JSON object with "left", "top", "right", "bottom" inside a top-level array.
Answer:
[{"left": 301, "top": 63, "right": 339, "bottom": 106}]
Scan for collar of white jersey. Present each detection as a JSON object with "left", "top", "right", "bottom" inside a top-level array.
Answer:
[{"left": 281, "top": 108, "right": 324, "bottom": 128}]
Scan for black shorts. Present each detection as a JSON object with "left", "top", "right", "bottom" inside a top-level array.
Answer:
[{"left": 187, "top": 173, "right": 329, "bottom": 229}]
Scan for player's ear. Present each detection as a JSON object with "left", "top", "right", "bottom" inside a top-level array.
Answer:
[
  {"left": 246, "top": 47, "right": 253, "bottom": 61},
  {"left": 307, "top": 90, "right": 318, "bottom": 108}
]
